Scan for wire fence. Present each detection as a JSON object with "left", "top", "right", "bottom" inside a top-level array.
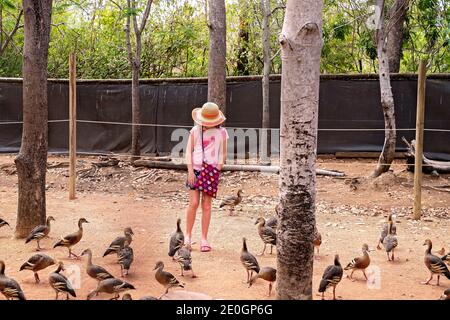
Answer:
[{"left": 1, "top": 119, "right": 449, "bottom": 168}]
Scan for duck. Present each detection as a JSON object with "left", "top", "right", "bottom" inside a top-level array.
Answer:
[
  {"left": 19, "top": 253, "right": 56, "bottom": 283},
  {"left": 53, "top": 217, "right": 89, "bottom": 259},
  {"left": 176, "top": 246, "right": 196, "bottom": 278},
  {"left": 0, "top": 260, "right": 26, "bottom": 300},
  {"left": 344, "top": 244, "right": 371, "bottom": 281},
  {"left": 318, "top": 254, "right": 343, "bottom": 300},
  {"left": 117, "top": 240, "right": 134, "bottom": 277},
  {"left": 154, "top": 261, "right": 184, "bottom": 298},
  {"left": 377, "top": 213, "right": 397, "bottom": 250},
  {"left": 382, "top": 220, "right": 398, "bottom": 261},
  {"left": 440, "top": 288, "right": 450, "bottom": 300},
  {"left": 421, "top": 239, "right": 450, "bottom": 286},
  {"left": 81, "top": 249, "right": 114, "bottom": 282},
  {"left": 313, "top": 226, "right": 322, "bottom": 256},
  {"left": 168, "top": 218, "right": 184, "bottom": 258},
  {"left": 25, "top": 216, "right": 55, "bottom": 251},
  {"left": 254, "top": 217, "right": 276, "bottom": 255},
  {"left": 87, "top": 277, "right": 135, "bottom": 300},
  {"left": 441, "top": 253, "right": 449, "bottom": 265},
  {"left": 103, "top": 227, "right": 134, "bottom": 257},
  {"left": 248, "top": 266, "right": 276, "bottom": 296},
  {"left": 0, "top": 218, "right": 10, "bottom": 230},
  {"left": 265, "top": 216, "right": 277, "bottom": 230},
  {"left": 48, "top": 262, "right": 76, "bottom": 300},
  {"left": 240, "top": 237, "right": 260, "bottom": 283},
  {"left": 219, "top": 189, "right": 244, "bottom": 215}
]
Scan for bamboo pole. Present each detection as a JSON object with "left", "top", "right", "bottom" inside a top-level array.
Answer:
[
  {"left": 413, "top": 60, "right": 427, "bottom": 220},
  {"left": 69, "top": 53, "right": 77, "bottom": 200}
]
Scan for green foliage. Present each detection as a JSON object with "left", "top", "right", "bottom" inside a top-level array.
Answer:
[{"left": 0, "top": 0, "right": 448, "bottom": 78}]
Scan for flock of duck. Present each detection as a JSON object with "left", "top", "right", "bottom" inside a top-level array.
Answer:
[{"left": 0, "top": 190, "right": 449, "bottom": 300}]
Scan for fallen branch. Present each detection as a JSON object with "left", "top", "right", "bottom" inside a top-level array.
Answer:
[
  {"left": 402, "top": 137, "right": 450, "bottom": 174},
  {"left": 132, "top": 160, "right": 345, "bottom": 177}
]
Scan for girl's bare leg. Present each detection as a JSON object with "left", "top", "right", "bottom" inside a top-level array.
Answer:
[
  {"left": 186, "top": 190, "right": 200, "bottom": 248},
  {"left": 201, "top": 194, "right": 212, "bottom": 244}
]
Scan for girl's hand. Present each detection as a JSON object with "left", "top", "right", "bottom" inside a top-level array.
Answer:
[{"left": 188, "top": 170, "right": 196, "bottom": 185}]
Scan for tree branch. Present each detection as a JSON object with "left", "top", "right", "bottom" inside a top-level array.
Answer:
[
  {"left": 138, "top": 0, "right": 153, "bottom": 35},
  {"left": 0, "top": 8, "right": 23, "bottom": 56}
]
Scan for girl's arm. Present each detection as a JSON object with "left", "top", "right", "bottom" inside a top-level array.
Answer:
[
  {"left": 218, "top": 134, "right": 227, "bottom": 171},
  {"left": 186, "top": 131, "right": 196, "bottom": 184}
]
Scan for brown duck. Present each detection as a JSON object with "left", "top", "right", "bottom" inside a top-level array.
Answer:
[
  {"left": 117, "top": 240, "right": 134, "bottom": 277},
  {"left": 154, "top": 261, "right": 184, "bottom": 298},
  {"left": 53, "top": 218, "right": 89, "bottom": 259},
  {"left": 0, "top": 218, "right": 10, "bottom": 230},
  {"left": 176, "top": 246, "right": 196, "bottom": 278},
  {"left": 219, "top": 189, "right": 244, "bottom": 215},
  {"left": 0, "top": 260, "right": 26, "bottom": 300},
  {"left": 87, "top": 277, "right": 135, "bottom": 300},
  {"left": 25, "top": 216, "right": 55, "bottom": 251},
  {"left": 19, "top": 253, "right": 56, "bottom": 283},
  {"left": 248, "top": 266, "right": 276, "bottom": 296},
  {"left": 313, "top": 226, "right": 322, "bottom": 256},
  {"left": 48, "top": 262, "right": 76, "bottom": 300},
  {"left": 168, "top": 218, "right": 184, "bottom": 258},
  {"left": 344, "top": 244, "right": 371, "bottom": 281},
  {"left": 254, "top": 217, "right": 276, "bottom": 255},
  {"left": 422, "top": 239, "right": 450, "bottom": 286},
  {"left": 382, "top": 220, "right": 398, "bottom": 261},
  {"left": 377, "top": 213, "right": 397, "bottom": 250},
  {"left": 103, "top": 227, "right": 134, "bottom": 257},
  {"left": 318, "top": 254, "right": 343, "bottom": 300},
  {"left": 81, "top": 249, "right": 114, "bottom": 282},
  {"left": 240, "top": 237, "right": 260, "bottom": 283}
]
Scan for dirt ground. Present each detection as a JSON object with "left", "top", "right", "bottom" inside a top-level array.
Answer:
[{"left": 0, "top": 154, "right": 449, "bottom": 300}]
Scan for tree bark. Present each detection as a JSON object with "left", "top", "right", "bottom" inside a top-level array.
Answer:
[
  {"left": 125, "top": 0, "right": 152, "bottom": 159},
  {"left": 277, "top": 0, "right": 323, "bottom": 300},
  {"left": 372, "top": 0, "right": 397, "bottom": 178},
  {"left": 15, "top": 0, "right": 52, "bottom": 238},
  {"left": 207, "top": 0, "right": 226, "bottom": 113},
  {"left": 387, "top": 0, "right": 409, "bottom": 73},
  {"left": 260, "top": 0, "right": 271, "bottom": 165}
]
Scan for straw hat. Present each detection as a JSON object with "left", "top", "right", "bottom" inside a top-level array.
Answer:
[{"left": 192, "top": 102, "right": 226, "bottom": 127}]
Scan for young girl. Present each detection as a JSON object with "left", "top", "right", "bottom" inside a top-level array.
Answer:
[{"left": 185, "top": 102, "right": 228, "bottom": 252}]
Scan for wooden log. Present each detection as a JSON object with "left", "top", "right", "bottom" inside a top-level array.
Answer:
[
  {"left": 402, "top": 137, "right": 450, "bottom": 174},
  {"left": 132, "top": 160, "right": 345, "bottom": 176}
]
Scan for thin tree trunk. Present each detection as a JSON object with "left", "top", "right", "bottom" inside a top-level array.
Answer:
[
  {"left": 260, "top": 0, "right": 271, "bottom": 165},
  {"left": 236, "top": 0, "right": 249, "bottom": 76},
  {"left": 15, "top": 0, "right": 52, "bottom": 238},
  {"left": 131, "top": 65, "right": 141, "bottom": 158},
  {"left": 387, "top": 0, "right": 409, "bottom": 73},
  {"left": 207, "top": 0, "right": 226, "bottom": 113},
  {"left": 372, "top": 0, "right": 397, "bottom": 178},
  {"left": 125, "top": 0, "right": 152, "bottom": 159},
  {"left": 277, "top": 0, "right": 323, "bottom": 300}
]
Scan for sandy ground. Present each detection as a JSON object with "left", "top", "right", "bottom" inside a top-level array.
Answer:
[{"left": 0, "top": 155, "right": 449, "bottom": 300}]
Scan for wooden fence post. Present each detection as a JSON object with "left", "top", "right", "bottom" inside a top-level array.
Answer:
[
  {"left": 413, "top": 60, "right": 427, "bottom": 220},
  {"left": 69, "top": 53, "right": 77, "bottom": 200}
]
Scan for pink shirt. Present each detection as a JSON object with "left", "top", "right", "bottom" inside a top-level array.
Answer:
[{"left": 190, "top": 125, "right": 229, "bottom": 170}]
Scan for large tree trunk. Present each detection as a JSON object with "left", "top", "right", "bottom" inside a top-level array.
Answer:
[
  {"left": 14, "top": 0, "right": 52, "bottom": 238},
  {"left": 387, "top": 0, "right": 409, "bottom": 73},
  {"left": 277, "top": 0, "right": 323, "bottom": 300},
  {"left": 207, "top": 0, "right": 226, "bottom": 113},
  {"left": 372, "top": 0, "right": 397, "bottom": 178},
  {"left": 260, "top": 0, "right": 271, "bottom": 165}
]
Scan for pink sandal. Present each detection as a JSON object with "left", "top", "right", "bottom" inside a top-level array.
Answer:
[{"left": 200, "top": 240, "right": 212, "bottom": 252}]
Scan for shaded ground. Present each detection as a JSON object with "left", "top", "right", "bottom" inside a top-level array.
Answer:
[{"left": 0, "top": 155, "right": 449, "bottom": 300}]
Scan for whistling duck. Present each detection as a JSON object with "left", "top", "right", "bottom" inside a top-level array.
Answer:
[
  {"left": 254, "top": 217, "right": 276, "bottom": 255},
  {"left": 87, "top": 277, "right": 135, "bottom": 300},
  {"left": 19, "top": 253, "right": 56, "bottom": 283},
  {"left": 0, "top": 260, "right": 26, "bottom": 300},
  {"left": 344, "top": 244, "right": 371, "bottom": 281},
  {"left": 377, "top": 214, "right": 397, "bottom": 250},
  {"left": 319, "top": 254, "right": 343, "bottom": 300},
  {"left": 48, "top": 262, "right": 76, "bottom": 300},
  {"left": 422, "top": 239, "right": 450, "bottom": 286},
  {"left": 220, "top": 189, "right": 244, "bottom": 215},
  {"left": 117, "top": 240, "right": 134, "bottom": 277},
  {"left": 240, "top": 237, "right": 260, "bottom": 283},
  {"left": 103, "top": 227, "right": 134, "bottom": 257},
  {"left": 176, "top": 246, "right": 196, "bottom": 278},
  {"left": 382, "top": 220, "right": 398, "bottom": 261},
  {"left": 53, "top": 218, "right": 89, "bottom": 259},
  {"left": 248, "top": 266, "right": 277, "bottom": 296},
  {"left": 81, "top": 249, "right": 114, "bottom": 282},
  {"left": 154, "top": 261, "right": 184, "bottom": 298},
  {"left": 169, "top": 218, "right": 184, "bottom": 258},
  {"left": 25, "top": 216, "right": 55, "bottom": 251}
]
